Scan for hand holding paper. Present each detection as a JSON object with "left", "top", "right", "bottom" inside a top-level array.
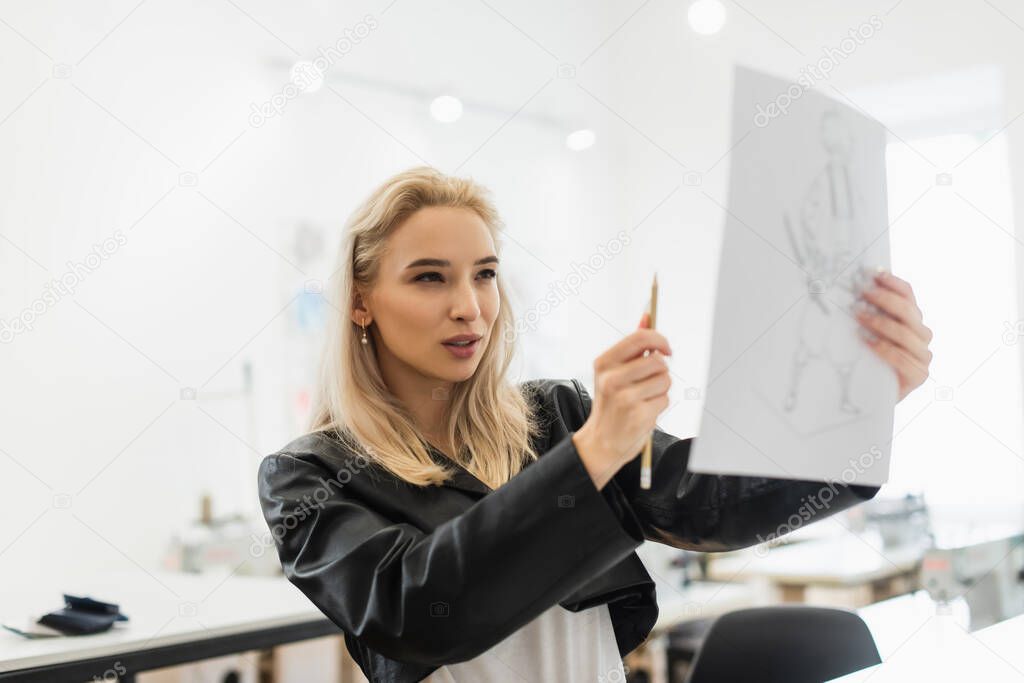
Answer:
[
  {"left": 855, "top": 269, "right": 933, "bottom": 403},
  {"left": 688, "top": 66, "right": 934, "bottom": 486}
]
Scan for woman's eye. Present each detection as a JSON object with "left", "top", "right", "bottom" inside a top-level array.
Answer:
[{"left": 414, "top": 270, "right": 497, "bottom": 283}]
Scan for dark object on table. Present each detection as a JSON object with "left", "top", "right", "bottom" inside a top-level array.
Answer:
[
  {"left": 685, "top": 606, "right": 880, "bottom": 683},
  {"left": 36, "top": 594, "right": 129, "bottom": 636},
  {"left": 669, "top": 550, "right": 708, "bottom": 585}
]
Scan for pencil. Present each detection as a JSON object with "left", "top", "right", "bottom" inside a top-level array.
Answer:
[{"left": 640, "top": 273, "right": 658, "bottom": 489}]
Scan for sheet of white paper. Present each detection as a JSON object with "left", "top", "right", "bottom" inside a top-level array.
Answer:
[{"left": 688, "top": 65, "right": 898, "bottom": 486}]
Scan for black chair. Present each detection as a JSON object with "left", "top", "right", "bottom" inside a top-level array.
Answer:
[{"left": 685, "top": 606, "right": 881, "bottom": 683}]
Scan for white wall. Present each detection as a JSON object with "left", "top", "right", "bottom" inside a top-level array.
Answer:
[
  {"left": 2, "top": 0, "right": 1023, "bottom": 584},
  {"left": 0, "top": 0, "right": 629, "bottom": 580}
]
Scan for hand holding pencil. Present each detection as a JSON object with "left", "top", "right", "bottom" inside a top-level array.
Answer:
[
  {"left": 639, "top": 274, "right": 659, "bottom": 489},
  {"left": 570, "top": 277, "right": 673, "bottom": 492}
]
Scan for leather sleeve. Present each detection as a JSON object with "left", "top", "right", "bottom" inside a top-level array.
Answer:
[
  {"left": 256, "top": 430, "right": 645, "bottom": 666},
  {"left": 569, "top": 379, "right": 880, "bottom": 552}
]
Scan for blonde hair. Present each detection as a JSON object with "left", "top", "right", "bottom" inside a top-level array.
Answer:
[{"left": 308, "top": 166, "right": 543, "bottom": 489}]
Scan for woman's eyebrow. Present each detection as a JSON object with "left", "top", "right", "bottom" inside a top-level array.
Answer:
[{"left": 404, "top": 256, "right": 499, "bottom": 269}]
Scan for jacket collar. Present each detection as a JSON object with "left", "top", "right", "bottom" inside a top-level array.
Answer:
[{"left": 426, "top": 444, "right": 494, "bottom": 496}]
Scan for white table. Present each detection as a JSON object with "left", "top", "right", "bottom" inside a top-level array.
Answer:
[
  {"left": 707, "top": 535, "right": 923, "bottom": 587},
  {"left": 705, "top": 533, "right": 924, "bottom": 607},
  {"left": 0, "top": 569, "right": 337, "bottom": 682},
  {"left": 827, "top": 592, "right": 1024, "bottom": 681}
]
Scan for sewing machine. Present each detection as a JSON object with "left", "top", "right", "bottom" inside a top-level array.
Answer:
[{"left": 920, "top": 524, "right": 1024, "bottom": 629}]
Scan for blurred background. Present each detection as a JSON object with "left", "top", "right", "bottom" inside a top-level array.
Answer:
[{"left": 2, "top": 0, "right": 1023, "bottom": 681}]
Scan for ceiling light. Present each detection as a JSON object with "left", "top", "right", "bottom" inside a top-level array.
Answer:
[
  {"left": 565, "top": 129, "right": 596, "bottom": 151},
  {"left": 688, "top": 0, "right": 727, "bottom": 35},
  {"left": 430, "top": 95, "right": 463, "bottom": 123}
]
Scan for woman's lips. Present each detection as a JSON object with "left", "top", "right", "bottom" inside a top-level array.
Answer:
[{"left": 441, "top": 338, "right": 480, "bottom": 359}]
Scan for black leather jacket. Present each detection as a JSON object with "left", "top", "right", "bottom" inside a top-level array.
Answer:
[{"left": 257, "top": 378, "right": 879, "bottom": 682}]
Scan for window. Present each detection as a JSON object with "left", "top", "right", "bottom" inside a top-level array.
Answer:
[{"left": 878, "top": 80, "right": 1024, "bottom": 522}]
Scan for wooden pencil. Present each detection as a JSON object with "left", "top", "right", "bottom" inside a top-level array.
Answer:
[{"left": 640, "top": 273, "right": 658, "bottom": 489}]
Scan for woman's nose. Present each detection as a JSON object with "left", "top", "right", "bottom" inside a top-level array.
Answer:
[{"left": 451, "top": 281, "right": 481, "bottom": 320}]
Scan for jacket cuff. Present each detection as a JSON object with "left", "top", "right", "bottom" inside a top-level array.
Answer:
[
  {"left": 600, "top": 475, "right": 648, "bottom": 543},
  {"left": 542, "top": 431, "right": 646, "bottom": 564},
  {"left": 851, "top": 483, "right": 882, "bottom": 500}
]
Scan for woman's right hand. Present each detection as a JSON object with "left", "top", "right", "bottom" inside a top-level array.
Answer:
[{"left": 572, "top": 313, "right": 673, "bottom": 490}]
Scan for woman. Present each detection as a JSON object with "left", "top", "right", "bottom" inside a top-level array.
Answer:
[{"left": 257, "top": 166, "right": 933, "bottom": 682}]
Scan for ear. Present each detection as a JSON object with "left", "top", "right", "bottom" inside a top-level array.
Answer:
[{"left": 350, "top": 289, "right": 371, "bottom": 327}]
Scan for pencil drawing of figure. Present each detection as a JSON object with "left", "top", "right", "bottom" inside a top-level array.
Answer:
[{"left": 781, "top": 110, "right": 874, "bottom": 415}]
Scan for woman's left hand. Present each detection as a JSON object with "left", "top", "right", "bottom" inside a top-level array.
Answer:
[{"left": 855, "top": 269, "right": 933, "bottom": 403}]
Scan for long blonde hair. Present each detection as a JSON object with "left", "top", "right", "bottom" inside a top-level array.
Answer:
[{"left": 308, "top": 166, "right": 543, "bottom": 489}]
